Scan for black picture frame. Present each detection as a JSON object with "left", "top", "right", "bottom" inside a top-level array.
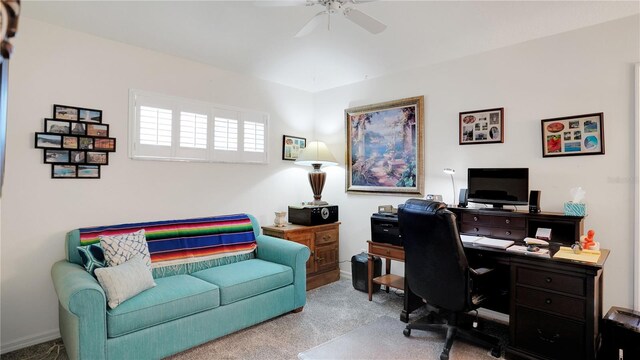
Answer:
[
  {"left": 53, "top": 104, "right": 79, "bottom": 121},
  {"left": 45, "top": 119, "right": 71, "bottom": 134},
  {"left": 94, "top": 138, "right": 117, "bottom": 152},
  {"left": 459, "top": 107, "right": 504, "bottom": 145},
  {"left": 87, "top": 123, "right": 109, "bottom": 137},
  {"left": 86, "top": 151, "right": 108, "bottom": 165},
  {"left": 282, "top": 135, "right": 306, "bottom": 161},
  {"left": 77, "top": 165, "right": 100, "bottom": 179},
  {"left": 541, "top": 112, "right": 605, "bottom": 157},
  {"left": 35, "top": 133, "right": 62, "bottom": 149},
  {"left": 44, "top": 149, "right": 70, "bottom": 163},
  {"left": 51, "top": 164, "right": 77, "bottom": 178}
]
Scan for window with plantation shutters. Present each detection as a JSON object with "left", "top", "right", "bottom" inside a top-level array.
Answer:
[{"left": 129, "top": 89, "right": 268, "bottom": 164}]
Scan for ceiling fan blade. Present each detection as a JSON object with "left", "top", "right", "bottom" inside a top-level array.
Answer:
[
  {"left": 295, "top": 11, "right": 327, "bottom": 38},
  {"left": 343, "top": 7, "right": 386, "bottom": 34}
]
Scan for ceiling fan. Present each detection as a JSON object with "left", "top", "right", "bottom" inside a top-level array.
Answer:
[{"left": 260, "top": 0, "right": 387, "bottom": 37}]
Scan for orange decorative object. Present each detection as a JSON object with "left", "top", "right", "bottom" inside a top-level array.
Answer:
[{"left": 583, "top": 230, "right": 596, "bottom": 250}]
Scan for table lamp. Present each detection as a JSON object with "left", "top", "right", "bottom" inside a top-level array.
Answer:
[
  {"left": 443, "top": 168, "right": 456, "bottom": 206},
  {"left": 295, "top": 141, "right": 337, "bottom": 206}
]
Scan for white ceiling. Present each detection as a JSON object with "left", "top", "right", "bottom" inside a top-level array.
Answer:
[{"left": 22, "top": 1, "right": 640, "bottom": 93}]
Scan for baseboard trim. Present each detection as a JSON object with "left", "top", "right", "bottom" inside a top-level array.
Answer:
[
  {"left": 339, "top": 269, "right": 352, "bottom": 280},
  {"left": 0, "top": 329, "right": 60, "bottom": 354}
]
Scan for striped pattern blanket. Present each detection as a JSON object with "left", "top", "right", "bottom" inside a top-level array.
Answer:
[{"left": 79, "top": 214, "right": 257, "bottom": 267}]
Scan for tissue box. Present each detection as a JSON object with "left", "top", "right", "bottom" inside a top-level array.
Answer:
[{"left": 564, "top": 202, "right": 587, "bottom": 216}]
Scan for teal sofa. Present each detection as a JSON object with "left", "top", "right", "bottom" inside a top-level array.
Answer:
[{"left": 51, "top": 215, "right": 310, "bottom": 360}]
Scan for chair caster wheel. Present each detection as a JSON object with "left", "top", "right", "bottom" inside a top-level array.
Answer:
[
  {"left": 403, "top": 328, "right": 411, "bottom": 337},
  {"left": 491, "top": 347, "right": 501, "bottom": 358},
  {"left": 440, "top": 353, "right": 449, "bottom": 360}
]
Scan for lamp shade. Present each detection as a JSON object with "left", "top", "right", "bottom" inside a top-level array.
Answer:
[{"left": 295, "top": 141, "right": 337, "bottom": 167}]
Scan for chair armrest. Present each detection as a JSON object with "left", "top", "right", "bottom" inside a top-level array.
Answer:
[
  {"left": 256, "top": 234, "right": 311, "bottom": 308},
  {"left": 51, "top": 260, "right": 107, "bottom": 360}
]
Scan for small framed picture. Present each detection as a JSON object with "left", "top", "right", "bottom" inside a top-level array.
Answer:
[
  {"left": 45, "top": 119, "right": 70, "bottom": 134},
  {"left": 87, "top": 124, "right": 109, "bottom": 137},
  {"left": 459, "top": 107, "right": 504, "bottom": 145},
  {"left": 53, "top": 104, "right": 79, "bottom": 121},
  {"left": 86, "top": 151, "right": 108, "bottom": 165},
  {"left": 63, "top": 136, "right": 78, "bottom": 149},
  {"left": 70, "top": 122, "right": 86, "bottom": 135},
  {"left": 44, "top": 149, "right": 70, "bottom": 163},
  {"left": 70, "top": 151, "right": 86, "bottom": 163},
  {"left": 35, "top": 133, "right": 62, "bottom": 148},
  {"left": 541, "top": 112, "right": 605, "bottom": 157},
  {"left": 78, "top": 137, "right": 93, "bottom": 150},
  {"left": 94, "top": 138, "right": 116, "bottom": 152},
  {"left": 52, "top": 164, "right": 77, "bottom": 178},
  {"left": 282, "top": 135, "right": 306, "bottom": 161},
  {"left": 77, "top": 165, "right": 100, "bottom": 178},
  {"left": 78, "top": 108, "right": 102, "bottom": 123}
]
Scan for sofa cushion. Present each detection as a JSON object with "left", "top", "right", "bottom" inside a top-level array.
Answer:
[
  {"left": 77, "top": 243, "right": 106, "bottom": 276},
  {"left": 106, "top": 274, "right": 220, "bottom": 338},
  {"left": 100, "top": 229, "right": 152, "bottom": 271},
  {"left": 191, "top": 259, "right": 293, "bottom": 305},
  {"left": 95, "top": 255, "right": 157, "bottom": 309}
]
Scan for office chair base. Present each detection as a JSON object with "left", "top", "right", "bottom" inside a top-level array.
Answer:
[{"left": 403, "top": 313, "right": 502, "bottom": 359}]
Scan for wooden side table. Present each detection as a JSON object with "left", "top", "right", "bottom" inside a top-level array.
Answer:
[
  {"left": 262, "top": 222, "right": 340, "bottom": 290},
  {"left": 367, "top": 240, "right": 405, "bottom": 301}
]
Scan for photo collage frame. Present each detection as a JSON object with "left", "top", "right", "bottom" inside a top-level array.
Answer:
[{"left": 35, "top": 104, "right": 115, "bottom": 178}]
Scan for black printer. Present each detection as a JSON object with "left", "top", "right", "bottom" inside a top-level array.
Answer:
[{"left": 370, "top": 213, "right": 401, "bottom": 246}]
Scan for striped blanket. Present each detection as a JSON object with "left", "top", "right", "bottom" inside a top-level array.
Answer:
[{"left": 79, "top": 214, "right": 257, "bottom": 267}]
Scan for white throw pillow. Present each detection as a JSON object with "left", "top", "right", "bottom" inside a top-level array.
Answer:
[
  {"left": 94, "top": 255, "right": 156, "bottom": 309},
  {"left": 100, "top": 229, "right": 151, "bottom": 271}
]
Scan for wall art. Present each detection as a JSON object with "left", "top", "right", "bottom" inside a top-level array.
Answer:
[
  {"left": 459, "top": 107, "right": 504, "bottom": 145},
  {"left": 345, "top": 96, "right": 424, "bottom": 195},
  {"left": 541, "top": 112, "right": 605, "bottom": 157},
  {"left": 35, "top": 104, "right": 115, "bottom": 179},
  {"left": 282, "top": 135, "right": 306, "bottom": 161}
]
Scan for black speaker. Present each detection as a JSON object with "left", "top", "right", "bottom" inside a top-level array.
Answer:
[
  {"left": 458, "top": 188, "right": 468, "bottom": 208},
  {"left": 529, "top": 190, "right": 541, "bottom": 213},
  {"left": 351, "top": 252, "right": 381, "bottom": 293}
]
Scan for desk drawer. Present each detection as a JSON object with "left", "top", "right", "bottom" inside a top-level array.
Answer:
[
  {"left": 491, "top": 216, "right": 525, "bottom": 228},
  {"left": 369, "top": 243, "right": 404, "bottom": 260},
  {"left": 490, "top": 228, "right": 526, "bottom": 240},
  {"left": 461, "top": 213, "right": 492, "bottom": 225},
  {"left": 516, "top": 267, "right": 585, "bottom": 296},
  {"left": 516, "top": 286, "right": 586, "bottom": 320},
  {"left": 514, "top": 306, "right": 585, "bottom": 360},
  {"left": 316, "top": 229, "right": 338, "bottom": 246},
  {"left": 460, "top": 224, "right": 491, "bottom": 237}
]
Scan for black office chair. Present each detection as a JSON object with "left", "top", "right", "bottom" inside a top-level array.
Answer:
[{"left": 398, "top": 199, "right": 501, "bottom": 360}]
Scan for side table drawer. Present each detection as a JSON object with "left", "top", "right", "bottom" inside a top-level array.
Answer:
[
  {"left": 461, "top": 213, "right": 492, "bottom": 225},
  {"left": 516, "top": 267, "right": 585, "bottom": 296},
  {"left": 516, "top": 286, "right": 586, "bottom": 320},
  {"left": 369, "top": 243, "right": 404, "bottom": 260},
  {"left": 491, "top": 216, "right": 525, "bottom": 228},
  {"left": 316, "top": 229, "right": 338, "bottom": 246},
  {"left": 514, "top": 306, "right": 585, "bottom": 360}
]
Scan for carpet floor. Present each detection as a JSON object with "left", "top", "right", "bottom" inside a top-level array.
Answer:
[{"left": 2, "top": 279, "right": 507, "bottom": 359}]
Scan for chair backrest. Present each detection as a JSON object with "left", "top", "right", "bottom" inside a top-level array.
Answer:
[{"left": 398, "top": 199, "right": 470, "bottom": 312}]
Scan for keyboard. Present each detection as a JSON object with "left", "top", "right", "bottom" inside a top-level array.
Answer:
[{"left": 473, "top": 237, "right": 514, "bottom": 249}]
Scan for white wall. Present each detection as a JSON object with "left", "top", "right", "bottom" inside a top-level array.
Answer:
[
  {"left": 316, "top": 15, "right": 640, "bottom": 311},
  {"left": 2, "top": 14, "right": 639, "bottom": 353},
  {"left": 0, "top": 18, "right": 315, "bottom": 352}
]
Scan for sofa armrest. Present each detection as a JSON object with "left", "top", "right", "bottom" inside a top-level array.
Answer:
[
  {"left": 256, "top": 235, "right": 310, "bottom": 308},
  {"left": 51, "top": 260, "right": 107, "bottom": 360}
]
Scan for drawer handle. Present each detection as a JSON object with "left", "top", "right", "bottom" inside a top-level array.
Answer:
[
  {"left": 316, "top": 256, "right": 324, "bottom": 262},
  {"left": 506, "top": 231, "right": 512, "bottom": 236},
  {"left": 323, "top": 235, "right": 331, "bottom": 240},
  {"left": 545, "top": 277, "right": 552, "bottom": 283},
  {"left": 473, "top": 216, "right": 479, "bottom": 222},
  {"left": 536, "top": 329, "right": 560, "bottom": 344},
  {"left": 505, "top": 219, "right": 510, "bottom": 224},
  {"left": 474, "top": 227, "right": 479, "bottom": 232},
  {"left": 545, "top": 298, "right": 552, "bottom": 305}
]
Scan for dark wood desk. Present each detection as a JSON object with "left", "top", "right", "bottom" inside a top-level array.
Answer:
[{"left": 367, "top": 240, "right": 609, "bottom": 360}]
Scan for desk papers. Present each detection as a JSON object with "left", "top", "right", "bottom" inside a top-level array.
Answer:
[
  {"left": 506, "top": 245, "right": 550, "bottom": 258},
  {"left": 553, "top": 247, "right": 601, "bottom": 263},
  {"left": 460, "top": 235, "right": 514, "bottom": 249}
]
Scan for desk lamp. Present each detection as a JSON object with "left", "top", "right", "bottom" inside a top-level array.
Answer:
[
  {"left": 295, "top": 141, "right": 337, "bottom": 206},
  {"left": 443, "top": 168, "right": 456, "bottom": 206}
]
